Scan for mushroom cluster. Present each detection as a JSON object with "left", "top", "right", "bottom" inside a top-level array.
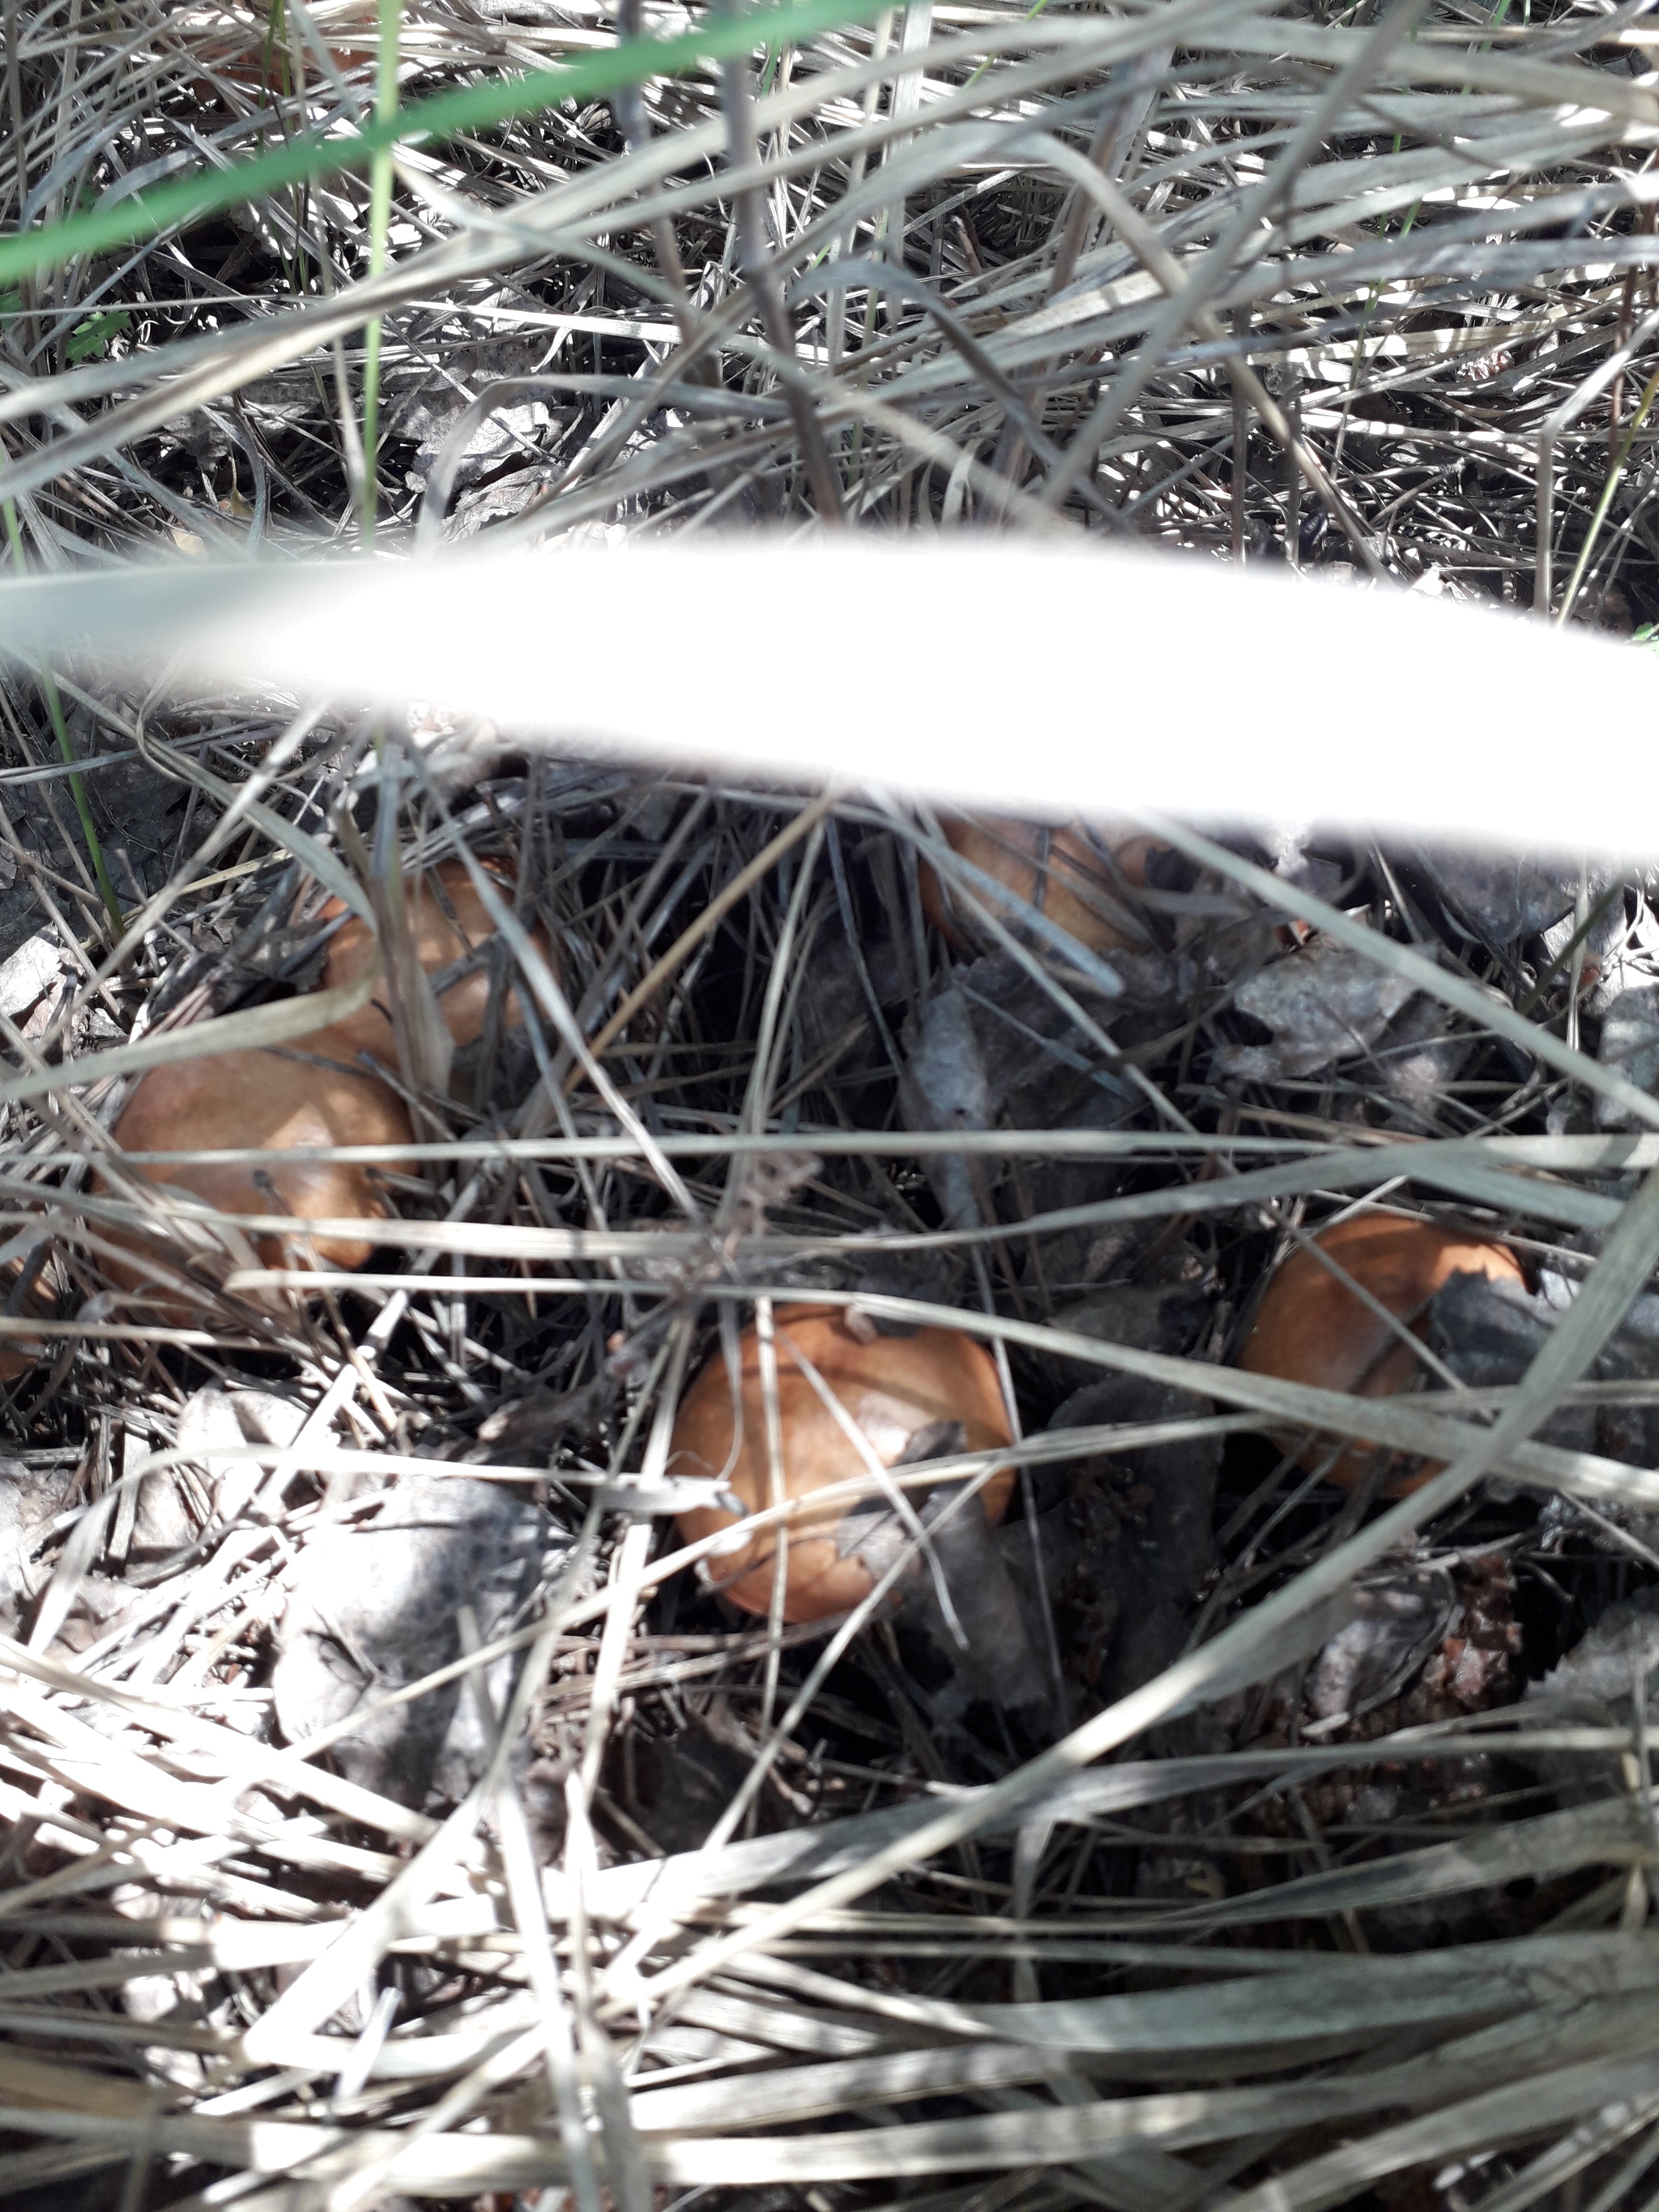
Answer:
[
  {"left": 672, "top": 1305, "right": 1014, "bottom": 1622},
  {"left": 98, "top": 858, "right": 539, "bottom": 1307}
]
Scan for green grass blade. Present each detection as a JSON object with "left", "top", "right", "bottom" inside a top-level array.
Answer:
[
  {"left": 359, "top": 0, "right": 406, "bottom": 548},
  {"left": 0, "top": 0, "right": 895, "bottom": 293}
]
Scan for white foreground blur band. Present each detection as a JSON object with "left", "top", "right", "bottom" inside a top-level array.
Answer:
[{"left": 0, "top": 540, "right": 1652, "bottom": 856}]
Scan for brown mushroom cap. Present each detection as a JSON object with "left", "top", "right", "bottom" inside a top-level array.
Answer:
[
  {"left": 1238, "top": 1214, "right": 1525, "bottom": 1492},
  {"left": 96, "top": 1023, "right": 413, "bottom": 1302},
  {"left": 321, "top": 858, "right": 549, "bottom": 1055},
  {"left": 918, "top": 815, "right": 1159, "bottom": 954},
  {"left": 187, "top": 1, "right": 373, "bottom": 91},
  {"left": 0, "top": 1262, "right": 50, "bottom": 1381},
  {"left": 672, "top": 1305, "right": 1016, "bottom": 1622}
]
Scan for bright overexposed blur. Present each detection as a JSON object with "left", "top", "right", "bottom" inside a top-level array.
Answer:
[{"left": 1, "top": 540, "right": 1653, "bottom": 855}]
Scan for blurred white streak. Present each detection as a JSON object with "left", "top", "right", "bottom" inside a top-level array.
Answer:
[{"left": 2, "top": 542, "right": 1653, "bottom": 853}]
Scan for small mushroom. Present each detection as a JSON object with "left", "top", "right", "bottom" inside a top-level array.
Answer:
[
  {"left": 0, "top": 1260, "right": 51, "bottom": 1382},
  {"left": 918, "top": 814, "right": 1162, "bottom": 955},
  {"left": 1238, "top": 1214, "right": 1525, "bottom": 1492},
  {"left": 189, "top": 8, "right": 374, "bottom": 93},
  {"left": 672, "top": 1304, "right": 1015, "bottom": 1621},
  {"left": 321, "top": 858, "right": 550, "bottom": 1055},
  {"left": 97, "top": 1025, "right": 412, "bottom": 1302}
]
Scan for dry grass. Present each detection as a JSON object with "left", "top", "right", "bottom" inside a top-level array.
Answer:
[
  {"left": 0, "top": 746, "right": 1653, "bottom": 2212},
  {"left": 6, "top": 2, "right": 1659, "bottom": 2210},
  {"left": 0, "top": 0, "right": 1657, "bottom": 588}
]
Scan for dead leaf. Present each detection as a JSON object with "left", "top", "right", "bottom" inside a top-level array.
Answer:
[{"left": 1218, "top": 936, "right": 1417, "bottom": 1080}]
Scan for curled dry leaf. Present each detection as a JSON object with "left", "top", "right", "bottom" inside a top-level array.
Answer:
[
  {"left": 1537, "top": 886, "right": 1643, "bottom": 1010},
  {"left": 273, "top": 1472, "right": 561, "bottom": 1808},
  {"left": 1596, "top": 981, "right": 1659, "bottom": 1125},
  {"left": 1528, "top": 1588, "right": 1659, "bottom": 1719},
  {"left": 411, "top": 399, "right": 552, "bottom": 492},
  {"left": 387, "top": 287, "right": 555, "bottom": 460},
  {"left": 1256, "top": 821, "right": 1349, "bottom": 904},
  {"left": 1367, "top": 987, "right": 1489, "bottom": 1125},
  {"left": 1252, "top": 1556, "right": 1521, "bottom": 1847},
  {"left": 1522, "top": 1588, "right": 1659, "bottom": 1810},
  {"left": 1396, "top": 843, "right": 1610, "bottom": 947},
  {"left": 879, "top": 1429, "right": 1056, "bottom": 1719},
  {"left": 1218, "top": 936, "right": 1418, "bottom": 1082},
  {"left": 1305, "top": 1562, "right": 1460, "bottom": 1724},
  {"left": 899, "top": 982, "right": 994, "bottom": 1233},
  {"left": 1428, "top": 1270, "right": 1594, "bottom": 1457},
  {"left": 901, "top": 958, "right": 1141, "bottom": 1242},
  {"left": 1588, "top": 1288, "right": 1659, "bottom": 1476}
]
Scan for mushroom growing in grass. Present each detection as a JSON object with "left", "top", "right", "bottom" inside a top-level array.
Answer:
[
  {"left": 188, "top": 3, "right": 375, "bottom": 94},
  {"left": 97, "top": 1026, "right": 413, "bottom": 1305},
  {"left": 321, "top": 856, "right": 550, "bottom": 1058},
  {"left": 1238, "top": 1213, "right": 1525, "bottom": 1492},
  {"left": 672, "top": 1305, "right": 1015, "bottom": 1622},
  {"left": 0, "top": 1260, "right": 51, "bottom": 1381},
  {"left": 919, "top": 814, "right": 1167, "bottom": 956}
]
